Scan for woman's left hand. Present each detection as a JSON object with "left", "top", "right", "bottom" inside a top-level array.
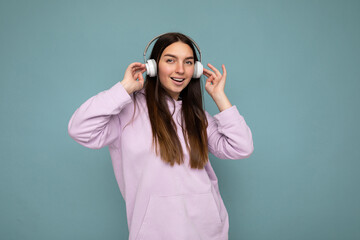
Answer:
[{"left": 203, "top": 63, "right": 227, "bottom": 98}]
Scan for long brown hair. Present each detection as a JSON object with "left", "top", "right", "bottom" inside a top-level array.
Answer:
[{"left": 133, "top": 32, "right": 208, "bottom": 169}]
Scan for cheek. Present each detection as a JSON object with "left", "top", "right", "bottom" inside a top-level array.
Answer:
[
  {"left": 158, "top": 63, "right": 172, "bottom": 75},
  {"left": 183, "top": 77, "right": 192, "bottom": 87},
  {"left": 187, "top": 65, "right": 195, "bottom": 76},
  {"left": 158, "top": 65, "right": 171, "bottom": 84}
]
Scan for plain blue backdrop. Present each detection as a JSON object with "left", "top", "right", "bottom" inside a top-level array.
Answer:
[{"left": 1, "top": 0, "right": 359, "bottom": 239}]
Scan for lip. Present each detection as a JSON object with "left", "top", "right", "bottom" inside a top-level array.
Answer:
[
  {"left": 171, "top": 77, "right": 185, "bottom": 86},
  {"left": 171, "top": 77, "right": 185, "bottom": 81}
]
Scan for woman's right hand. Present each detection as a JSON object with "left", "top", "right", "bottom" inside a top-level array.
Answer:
[{"left": 120, "top": 62, "right": 147, "bottom": 94}]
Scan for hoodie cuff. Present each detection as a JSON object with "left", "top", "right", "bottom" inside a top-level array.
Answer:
[
  {"left": 213, "top": 105, "right": 245, "bottom": 126},
  {"left": 106, "top": 81, "right": 133, "bottom": 109}
]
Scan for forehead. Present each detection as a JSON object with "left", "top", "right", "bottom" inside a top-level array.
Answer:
[{"left": 161, "top": 42, "right": 193, "bottom": 57}]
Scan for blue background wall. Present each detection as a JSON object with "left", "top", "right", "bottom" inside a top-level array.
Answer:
[{"left": 1, "top": 0, "right": 359, "bottom": 239}]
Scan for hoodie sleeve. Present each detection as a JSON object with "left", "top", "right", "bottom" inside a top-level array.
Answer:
[
  {"left": 67, "top": 81, "right": 132, "bottom": 149},
  {"left": 205, "top": 105, "right": 254, "bottom": 159}
]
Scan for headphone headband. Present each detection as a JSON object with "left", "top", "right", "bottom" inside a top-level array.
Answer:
[{"left": 143, "top": 33, "right": 202, "bottom": 63}]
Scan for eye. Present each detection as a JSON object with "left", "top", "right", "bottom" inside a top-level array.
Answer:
[
  {"left": 166, "top": 59, "right": 174, "bottom": 63},
  {"left": 186, "top": 61, "right": 193, "bottom": 65}
]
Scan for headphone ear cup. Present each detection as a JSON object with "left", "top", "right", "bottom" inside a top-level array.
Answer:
[
  {"left": 192, "top": 61, "right": 203, "bottom": 79},
  {"left": 145, "top": 59, "right": 157, "bottom": 77}
]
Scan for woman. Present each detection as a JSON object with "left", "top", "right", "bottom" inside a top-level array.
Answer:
[{"left": 68, "top": 32, "right": 254, "bottom": 240}]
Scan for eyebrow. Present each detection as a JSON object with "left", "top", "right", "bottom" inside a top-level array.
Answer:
[{"left": 163, "top": 54, "right": 194, "bottom": 60}]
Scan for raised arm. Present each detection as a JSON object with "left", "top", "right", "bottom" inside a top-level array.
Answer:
[
  {"left": 68, "top": 62, "right": 146, "bottom": 149},
  {"left": 206, "top": 107, "right": 254, "bottom": 159},
  {"left": 203, "top": 63, "right": 254, "bottom": 159},
  {"left": 67, "top": 82, "right": 132, "bottom": 149}
]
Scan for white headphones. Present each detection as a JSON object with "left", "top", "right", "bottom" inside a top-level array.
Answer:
[{"left": 143, "top": 33, "right": 203, "bottom": 79}]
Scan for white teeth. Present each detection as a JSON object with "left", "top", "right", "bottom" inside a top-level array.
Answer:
[{"left": 171, "top": 77, "right": 185, "bottom": 82}]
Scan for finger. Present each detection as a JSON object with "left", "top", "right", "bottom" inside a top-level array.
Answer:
[
  {"left": 206, "top": 68, "right": 217, "bottom": 78},
  {"left": 203, "top": 70, "right": 211, "bottom": 77},
  {"left": 138, "top": 73, "right": 145, "bottom": 88},
  {"left": 135, "top": 72, "right": 140, "bottom": 81},
  {"left": 128, "top": 62, "right": 141, "bottom": 69},
  {"left": 127, "top": 63, "right": 140, "bottom": 74},
  {"left": 131, "top": 62, "right": 143, "bottom": 67},
  {"left": 207, "top": 63, "right": 221, "bottom": 77},
  {"left": 205, "top": 78, "right": 214, "bottom": 87},
  {"left": 137, "top": 72, "right": 144, "bottom": 81},
  {"left": 132, "top": 66, "right": 146, "bottom": 75},
  {"left": 222, "top": 64, "right": 227, "bottom": 77},
  {"left": 132, "top": 67, "right": 144, "bottom": 74},
  {"left": 203, "top": 68, "right": 216, "bottom": 78},
  {"left": 203, "top": 72, "right": 213, "bottom": 80},
  {"left": 129, "top": 63, "right": 145, "bottom": 72},
  {"left": 203, "top": 68, "right": 213, "bottom": 74},
  {"left": 132, "top": 65, "right": 146, "bottom": 72},
  {"left": 205, "top": 75, "right": 215, "bottom": 84}
]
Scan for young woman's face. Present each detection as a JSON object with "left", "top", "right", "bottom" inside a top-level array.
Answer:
[{"left": 158, "top": 41, "right": 195, "bottom": 100}]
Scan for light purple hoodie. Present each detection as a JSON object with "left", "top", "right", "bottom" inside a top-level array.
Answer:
[{"left": 68, "top": 81, "right": 254, "bottom": 240}]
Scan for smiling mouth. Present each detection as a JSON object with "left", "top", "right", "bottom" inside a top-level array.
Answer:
[{"left": 171, "top": 77, "right": 185, "bottom": 82}]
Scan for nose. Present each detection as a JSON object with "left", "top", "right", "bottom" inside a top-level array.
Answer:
[{"left": 175, "top": 62, "right": 184, "bottom": 74}]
